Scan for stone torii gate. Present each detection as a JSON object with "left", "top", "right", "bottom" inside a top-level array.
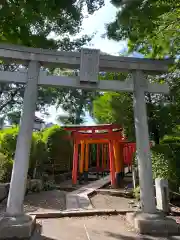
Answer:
[{"left": 0, "top": 44, "right": 177, "bottom": 238}]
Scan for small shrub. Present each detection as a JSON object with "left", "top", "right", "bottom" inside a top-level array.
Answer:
[
  {"left": 0, "top": 153, "right": 13, "bottom": 183},
  {"left": 43, "top": 125, "right": 73, "bottom": 172},
  {"left": 152, "top": 144, "right": 180, "bottom": 191},
  {"left": 0, "top": 127, "right": 48, "bottom": 179},
  {"left": 29, "top": 132, "right": 48, "bottom": 178},
  {"left": 0, "top": 126, "right": 18, "bottom": 159},
  {"left": 161, "top": 135, "right": 180, "bottom": 144},
  {"left": 43, "top": 180, "right": 56, "bottom": 191},
  {"left": 27, "top": 179, "right": 43, "bottom": 193},
  {"left": 133, "top": 186, "right": 140, "bottom": 201}
]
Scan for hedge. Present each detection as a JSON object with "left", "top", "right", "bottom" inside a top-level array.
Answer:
[
  {"left": 0, "top": 125, "right": 73, "bottom": 182},
  {"left": 0, "top": 126, "right": 18, "bottom": 160},
  {"left": 42, "top": 125, "right": 73, "bottom": 173},
  {"left": 151, "top": 143, "right": 180, "bottom": 191},
  {"left": 0, "top": 153, "right": 13, "bottom": 183},
  {"left": 0, "top": 127, "right": 47, "bottom": 180},
  {"left": 133, "top": 140, "right": 180, "bottom": 191}
]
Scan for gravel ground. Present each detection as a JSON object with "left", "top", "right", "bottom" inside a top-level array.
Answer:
[
  {"left": 0, "top": 190, "right": 66, "bottom": 215},
  {"left": 90, "top": 193, "right": 135, "bottom": 210}
]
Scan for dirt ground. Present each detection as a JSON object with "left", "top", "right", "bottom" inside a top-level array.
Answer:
[
  {"left": 0, "top": 190, "right": 66, "bottom": 215},
  {"left": 91, "top": 193, "right": 135, "bottom": 211},
  {"left": 31, "top": 215, "right": 180, "bottom": 240}
]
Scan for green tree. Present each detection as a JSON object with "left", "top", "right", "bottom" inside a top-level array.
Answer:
[
  {"left": 7, "top": 111, "right": 21, "bottom": 125},
  {"left": 93, "top": 91, "right": 134, "bottom": 140},
  {"left": 93, "top": 71, "right": 180, "bottom": 143},
  {"left": 0, "top": 0, "right": 104, "bottom": 120},
  {"left": 0, "top": 0, "right": 104, "bottom": 47},
  {"left": 107, "top": 0, "right": 179, "bottom": 58}
]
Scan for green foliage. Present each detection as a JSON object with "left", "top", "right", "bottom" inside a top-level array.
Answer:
[
  {"left": 93, "top": 70, "right": 180, "bottom": 144},
  {"left": 151, "top": 144, "right": 180, "bottom": 190},
  {"left": 93, "top": 91, "right": 135, "bottom": 140},
  {"left": 133, "top": 186, "right": 140, "bottom": 201},
  {"left": 29, "top": 132, "right": 48, "bottom": 178},
  {"left": 7, "top": 111, "right": 21, "bottom": 125},
  {"left": 0, "top": 153, "right": 13, "bottom": 183},
  {"left": 42, "top": 125, "right": 73, "bottom": 172},
  {"left": 0, "top": 126, "right": 19, "bottom": 159},
  {"left": 0, "top": 125, "right": 73, "bottom": 182},
  {"left": 26, "top": 179, "right": 43, "bottom": 193},
  {"left": 43, "top": 180, "right": 56, "bottom": 191},
  {"left": 107, "top": 0, "right": 179, "bottom": 58},
  {"left": 161, "top": 136, "right": 180, "bottom": 144},
  {"left": 0, "top": 0, "right": 104, "bottom": 47},
  {"left": 0, "top": 0, "right": 105, "bottom": 121},
  {"left": 0, "top": 127, "right": 47, "bottom": 178}
]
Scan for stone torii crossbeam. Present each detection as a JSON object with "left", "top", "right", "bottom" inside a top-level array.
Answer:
[{"left": 0, "top": 44, "right": 177, "bottom": 238}]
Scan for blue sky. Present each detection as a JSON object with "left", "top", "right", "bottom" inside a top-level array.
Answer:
[{"left": 37, "top": 0, "right": 127, "bottom": 125}]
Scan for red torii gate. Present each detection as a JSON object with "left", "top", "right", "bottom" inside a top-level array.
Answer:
[{"left": 64, "top": 124, "right": 136, "bottom": 187}]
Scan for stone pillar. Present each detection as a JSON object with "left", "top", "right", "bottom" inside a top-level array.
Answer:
[
  {"left": 0, "top": 61, "right": 40, "bottom": 239},
  {"left": 155, "top": 178, "right": 169, "bottom": 213},
  {"left": 6, "top": 61, "right": 40, "bottom": 215},
  {"left": 133, "top": 70, "right": 156, "bottom": 214}
]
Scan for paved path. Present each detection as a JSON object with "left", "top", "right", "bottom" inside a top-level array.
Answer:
[
  {"left": 66, "top": 176, "right": 110, "bottom": 210},
  {"left": 31, "top": 215, "right": 180, "bottom": 240}
]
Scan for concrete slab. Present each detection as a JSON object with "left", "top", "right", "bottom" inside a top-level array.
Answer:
[
  {"left": 127, "top": 211, "right": 180, "bottom": 235},
  {"left": 31, "top": 215, "right": 179, "bottom": 240},
  {"left": 0, "top": 214, "right": 36, "bottom": 239},
  {"left": 31, "top": 216, "right": 135, "bottom": 240},
  {"left": 66, "top": 176, "right": 110, "bottom": 210}
]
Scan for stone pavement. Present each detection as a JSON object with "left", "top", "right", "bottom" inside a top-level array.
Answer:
[
  {"left": 66, "top": 175, "right": 110, "bottom": 210},
  {"left": 31, "top": 215, "right": 180, "bottom": 240}
]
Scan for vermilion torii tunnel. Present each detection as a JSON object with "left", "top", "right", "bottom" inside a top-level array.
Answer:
[{"left": 64, "top": 124, "right": 136, "bottom": 188}]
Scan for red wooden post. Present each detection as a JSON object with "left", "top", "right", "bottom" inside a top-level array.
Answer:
[
  {"left": 109, "top": 141, "right": 115, "bottom": 187},
  {"left": 96, "top": 144, "right": 100, "bottom": 172},
  {"left": 72, "top": 142, "right": 78, "bottom": 185},
  {"left": 107, "top": 144, "right": 110, "bottom": 171},
  {"left": 102, "top": 144, "right": 105, "bottom": 171}
]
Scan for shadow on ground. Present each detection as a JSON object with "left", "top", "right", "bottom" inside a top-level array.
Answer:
[{"left": 105, "top": 231, "right": 180, "bottom": 240}]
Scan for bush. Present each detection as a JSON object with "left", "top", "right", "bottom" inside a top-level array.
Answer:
[
  {"left": 43, "top": 180, "right": 56, "bottom": 191},
  {"left": 161, "top": 135, "right": 180, "bottom": 144},
  {"left": 133, "top": 142, "right": 180, "bottom": 192},
  {"left": 151, "top": 144, "right": 180, "bottom": 191},
  {"left": 0, "top": 153, "right": 13, "bottom": 183},
  {"left": 42, "top": 125, "right": 73, "bottom": 173},
  {"left": 0, "top": 127, "right": 48, "bottom": 179},
  {"left": 26, "top": 179, "right": 43, "bottom": 193},
  {"left": 133, "top": 186, "right": 140, "bottom": 201},
  {"left": 0, "top": 125, "right": 73, "bottom": 182},
  {"left": 29, "top": 132, "right": 48, "bottom": 178},
  {"left": 0, "top": 126, "right": 18, "bottom": 159}
]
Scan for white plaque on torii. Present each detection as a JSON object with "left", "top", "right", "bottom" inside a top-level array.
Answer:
[{"left": 80, "top": 48, "right": 100, "bottom": 84}]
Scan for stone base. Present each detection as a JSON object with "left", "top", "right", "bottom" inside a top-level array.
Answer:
[
  {"left": 0, "top": 214, "right": 36, "bottom": 239},
  {"left": 126, "top": 212, "right": 180, "bottom": 235}
]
